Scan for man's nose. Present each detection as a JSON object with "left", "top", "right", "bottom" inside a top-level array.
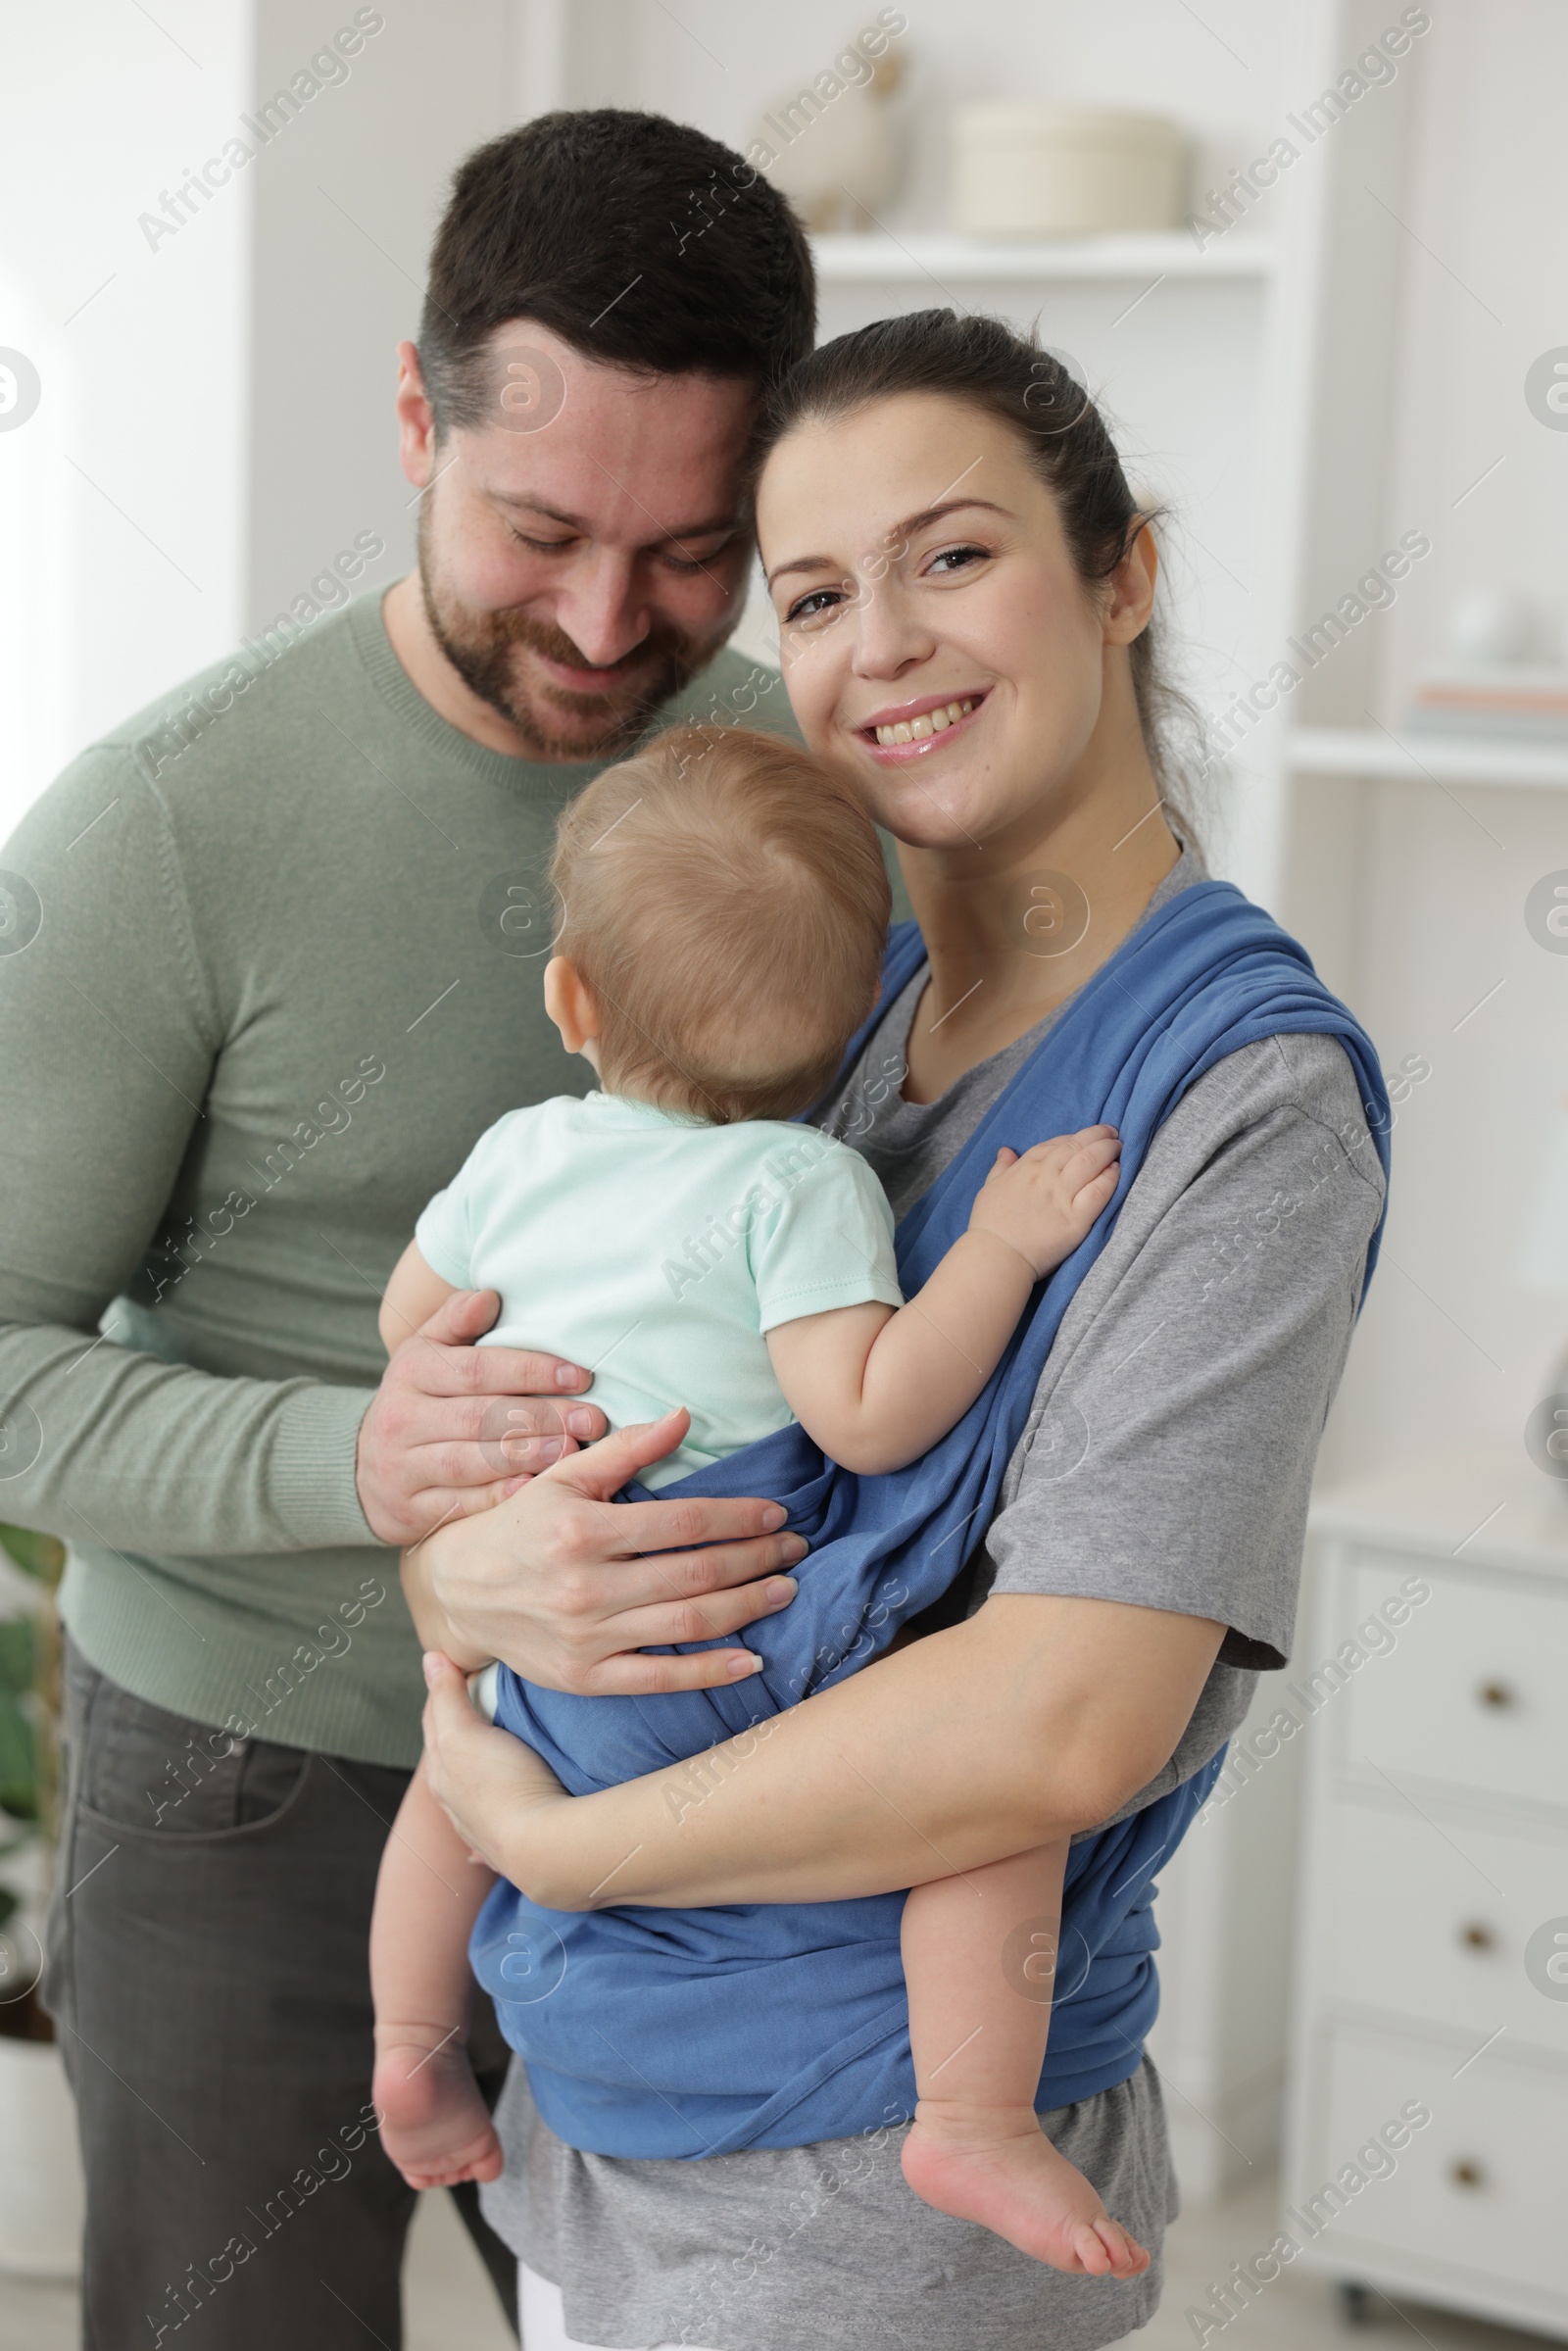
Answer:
[{"left": 555, "top": 549, "right": 649, "bottom": 670}]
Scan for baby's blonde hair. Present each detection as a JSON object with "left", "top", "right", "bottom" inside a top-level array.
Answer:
[{"left": 551, "top": 724, "right": 892, "bottom": 1124}]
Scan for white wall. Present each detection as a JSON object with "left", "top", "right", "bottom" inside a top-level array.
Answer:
[
  {"left": 245, "top": 0, "right": 516, "bottom": 627},
  {"left": 0, "top": 0, "right": 528, "bottom": 846},
  {"left": 0, "top": 0, "right": 252, "bottom": 841}
]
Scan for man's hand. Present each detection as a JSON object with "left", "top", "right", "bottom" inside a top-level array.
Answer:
[
  {"left": 418, "top": 1406, "right": 805, "bottom": 1695},
  {"left": 356, "top": 1287, "right": 609, "bottom": 1546}
]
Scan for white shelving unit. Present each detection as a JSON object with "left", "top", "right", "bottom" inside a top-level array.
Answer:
[{"left": 1291, "top": 725, "right": 1568, "bottom": 792}]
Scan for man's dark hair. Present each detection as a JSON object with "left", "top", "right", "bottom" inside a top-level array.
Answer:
[{"left": 418, "top": 110, "right": 816, "bottom": 437}]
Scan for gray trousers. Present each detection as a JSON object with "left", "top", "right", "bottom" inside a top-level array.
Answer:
[{"left": 43, "top": 1637, "right": 518, "bottom": 2349}]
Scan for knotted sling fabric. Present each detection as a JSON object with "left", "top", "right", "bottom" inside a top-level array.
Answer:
[{"left": 473, "top": 880, "right": 1393, "bottom": 2159}]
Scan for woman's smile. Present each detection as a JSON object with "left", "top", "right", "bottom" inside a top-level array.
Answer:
[{"left": 858, "top": 690, "right": 987, "bottom": 761}]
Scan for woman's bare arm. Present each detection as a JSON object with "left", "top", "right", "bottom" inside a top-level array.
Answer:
[{"left": 420, "top": 1592, "right": 1225, "bottom": 1911}]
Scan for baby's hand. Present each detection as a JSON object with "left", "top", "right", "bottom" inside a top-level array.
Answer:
[{"left": 967, "top": 1128, "right": 1121, "bottom": 1279}]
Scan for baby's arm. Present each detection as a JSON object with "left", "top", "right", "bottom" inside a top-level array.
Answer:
[
  {"left": 901, "top": 1842, "right": 1148, "bottom": 2276},
  {"left": 369, "top": 1758, "right": 503, "bottom": 2188},
  {"left": 766, "top": 1128, "right": 1119, "bottom": 1475},
  {"left": 379, "top": 1237, "right": 461, "bottom": 1355}
]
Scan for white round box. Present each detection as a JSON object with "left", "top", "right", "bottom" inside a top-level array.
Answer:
[{"left": 953, "top": 106, "right": 1188, "bottom": 238}]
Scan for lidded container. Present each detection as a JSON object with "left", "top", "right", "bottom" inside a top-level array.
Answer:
[{"left": 953, "top": 105, "right": 1187, "bottom": 237}]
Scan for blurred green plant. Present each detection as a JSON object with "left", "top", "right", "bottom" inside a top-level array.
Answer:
[{"left": 0, "top": 1525, "right": 66, "bottom": 1934}]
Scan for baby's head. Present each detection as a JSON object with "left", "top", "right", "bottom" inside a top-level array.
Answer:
[{"left": 546, "top": 724, "right": 891, "bottom": 1123}]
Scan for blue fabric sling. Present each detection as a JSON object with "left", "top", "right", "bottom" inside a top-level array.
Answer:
[{"left": 472, "top": 879, "right": 1392, "bottom": 2159}]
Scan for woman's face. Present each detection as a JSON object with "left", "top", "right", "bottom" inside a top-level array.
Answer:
[{"left": 758, "top": 391, "right": 1149, "bottom": 857}]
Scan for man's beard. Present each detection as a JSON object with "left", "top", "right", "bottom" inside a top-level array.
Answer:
[{"left": 418, "top": 506, "right": 719, "bottom": 761}]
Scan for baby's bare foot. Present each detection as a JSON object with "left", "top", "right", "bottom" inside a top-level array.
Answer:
[
  {"left": 372, "top": 2039, "right": 504, "bottom": 2190},
  {"left": 902, "top": 2102, "right": 1150, "bottom": 2277}
]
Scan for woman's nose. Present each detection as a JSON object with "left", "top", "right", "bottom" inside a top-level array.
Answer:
[{"left": 850, "top": 575, "right": 933, "bottom": 679}]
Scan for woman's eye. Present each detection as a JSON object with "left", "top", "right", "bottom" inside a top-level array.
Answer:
[
  {"left": 784, "top": 586, "right": 845, "bottom": 625},
  {"left": 926, "top": 543, "right": 989, "bottom": 576}
]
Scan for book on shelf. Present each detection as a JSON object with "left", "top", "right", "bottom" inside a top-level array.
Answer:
[{"left": 1404, "top": 662, "right": 1568, "bottom": 742}]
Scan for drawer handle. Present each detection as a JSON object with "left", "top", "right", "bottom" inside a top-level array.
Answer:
[
  {"left": 1476, "top": 1681, "right": 1516, "bottom": 1710},
  {"left": 1449, "top": 2158, "right": 1486, "bottom": 2190},
  {"left": 1457, "top": 1921, "right": 1496, "bottom": 1952}
]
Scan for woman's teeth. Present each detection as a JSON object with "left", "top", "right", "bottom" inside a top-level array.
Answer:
[{"left": 873, "top": 698, "right": 975, "bottom": 747}]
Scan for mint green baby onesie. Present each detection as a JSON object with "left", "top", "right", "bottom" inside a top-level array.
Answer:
[{"left": 415, "top": 1092, "right": 906, "bottom": 1488}]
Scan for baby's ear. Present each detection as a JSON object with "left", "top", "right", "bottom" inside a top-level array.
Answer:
[{"left": 543, "top": 955, "right": 601, "bottom": 1056}]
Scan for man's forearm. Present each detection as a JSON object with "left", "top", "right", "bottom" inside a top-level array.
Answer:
[
  {"left": 490, "top": 1596, "right": 1225, "bottom": 1910},
  {"left": 0, "top": 1316, "right": 378, "bottom": 1558}
]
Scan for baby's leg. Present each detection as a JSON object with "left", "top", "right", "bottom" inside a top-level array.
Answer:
[
  {"left": 369, "top": 1758, "right": 504, "bottom": 2188},
  {"left": 900, "top": 1840, "right": 1149, "bottom": 2277}
]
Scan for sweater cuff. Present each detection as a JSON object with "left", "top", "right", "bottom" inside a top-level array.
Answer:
[{"left": 270, "top": 1382, "right": 383, "bottom": 1548}]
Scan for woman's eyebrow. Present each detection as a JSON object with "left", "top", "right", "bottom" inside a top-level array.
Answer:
[{"left": 765, "top": 498, "right": 1011, "bottom": 590}]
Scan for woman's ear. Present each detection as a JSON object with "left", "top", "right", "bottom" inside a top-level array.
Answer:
[
  {"left": 543, "top": 955, "right": 602, "bottom": 1058},
  {"left": 1102, "top": 519, "right": 1159, "bottom": 647}
]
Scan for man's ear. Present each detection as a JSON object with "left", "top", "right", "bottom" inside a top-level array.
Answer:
[
  {"left": 395, "top": 339, "right": 438, "bottom": 495},
  {"left": 543, "top": 956, "right": 602, "bottom": 1055}
]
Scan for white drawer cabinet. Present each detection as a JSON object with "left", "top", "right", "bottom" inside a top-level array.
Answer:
[
  {"left": 1311, "top": 1806, "right": 1568, "bottom": 2052},
  {"left": 1333, "top": 1551, "right": 1568, "bottom": 1818},
  {"left": 1306, "top": 2021, "right": 1568, "bottom": 2302},
  {"left": 1288, "top": 1458, "right": 1568, "bottom": 2340}
]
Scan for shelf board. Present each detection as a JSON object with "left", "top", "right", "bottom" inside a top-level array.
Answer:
[
  {"left": 1290, "top": 725, "right": 1568, "bottom": 791},
  {"left": 809, "top": 230, "right": 1276, "bottom": 285}
]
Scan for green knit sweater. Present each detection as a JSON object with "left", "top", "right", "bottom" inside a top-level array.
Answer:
[{"left": 0, "top": 595, "right": 805, "bottom": 1765}]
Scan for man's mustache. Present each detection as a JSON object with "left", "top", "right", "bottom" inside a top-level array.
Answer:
[{"left": 485, "top": 606, "right": 696, "bottom": 699}]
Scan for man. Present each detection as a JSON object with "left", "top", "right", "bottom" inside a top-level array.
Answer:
[{"left": 0, "top": 110, "right": 814, "bottom": 2348}]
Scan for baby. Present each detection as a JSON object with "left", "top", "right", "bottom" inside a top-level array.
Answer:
[{"left": 368, "top": 723, "right": 1143, "bottom": 2279}]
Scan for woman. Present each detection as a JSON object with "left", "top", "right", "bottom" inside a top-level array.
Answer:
[{"left": 412, "top": 310, "right": 1391, "bottom": 2351}]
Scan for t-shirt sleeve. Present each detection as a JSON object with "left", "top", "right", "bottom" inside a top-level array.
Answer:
[
  {"left": 981, "top": 1032, "right": 1387, "bottom": 1673},
  {"left": 750, "top": 1136, "right": 905, "bottom": 1331},
  {"left": 414, "top": 1118, "right": 513, "bottom": 1289}
]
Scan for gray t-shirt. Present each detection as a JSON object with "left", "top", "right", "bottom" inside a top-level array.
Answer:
[{"left": 481, "top": 852, "right": 1388, "bottom": 2349}]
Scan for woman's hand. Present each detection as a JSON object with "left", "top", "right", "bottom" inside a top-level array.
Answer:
[
  {"left": 420, "top": 1652, "right": 571, "bottom": 1886},
  {"left": 416, "top": 1407, "right": 806, "bottom": 1694}
]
